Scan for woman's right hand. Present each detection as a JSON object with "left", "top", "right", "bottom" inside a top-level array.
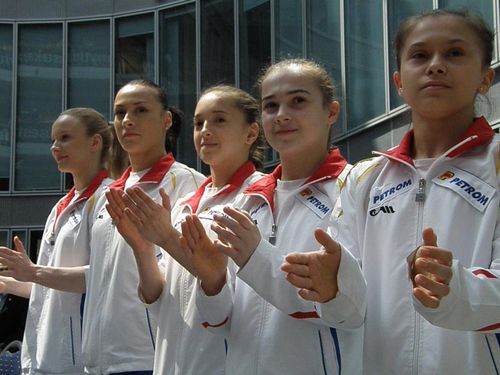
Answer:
[
  {"left": 181, "top": 214, "right": 228, "bottom": 295},
  {"left": 0, "top": 237, "right": 36, "bottom": 282},
  {"left": 122, "top": 187, "right": 177, "bottom": 250}
]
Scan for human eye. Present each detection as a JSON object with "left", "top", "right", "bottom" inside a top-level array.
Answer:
[
  {"left": 114, "top": 109, "right": 125, "bottom": 120},
  {"left": 215, "top": 116, "right": 226, "bottom": 124},
  {"left": 136, "top": 106, "right": 148, "bottom": 114},
  {"left": 410, "top": 51, "right": 427, "bottom": 60},
  {"left": 447, "top": 48, "right": 464, "bottom": 57},
  {"left": 291, "top": 96, "right": 306, "bottom": 105},
  {"left": 193, "top": 119, "right": 203, "bottom": 129},
  {"left": 262, "top": 101, "right": 277, "bottom": 112}
]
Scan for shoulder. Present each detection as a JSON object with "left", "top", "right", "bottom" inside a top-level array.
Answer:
[{"left": 166, "top": 162, "right": 206, "bottom": 185}]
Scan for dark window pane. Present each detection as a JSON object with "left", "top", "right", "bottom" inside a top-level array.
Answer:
[
  {"left": 201, "top": 0, "right": 235, "bottom": 88},
  {"left": 160, "top": 3, "right": 197, "bottom": 167},
  {"left": 68, "top": 20, "right": 111, "bottom": 117},
  {"left": 275, "top": 0, "right": 302, "bottom": 59},
  {"left": 16, "top": 24, "right": 62, "bottom": 191},
  {"left": 0, "top": 24, "right": 12, "bottom": 191}
]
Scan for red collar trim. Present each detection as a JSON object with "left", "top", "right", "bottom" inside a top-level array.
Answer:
[
  {"left": 181, "top": 161, "right": 256, "bottom": 213},
  {"left": 56, "top": 169, "right": 109, "bottom": 220},
  {"left": 244, "top": 149, "right": 347, "bottom": 211},
  {"left": 110, "top": 153, "right": 176, "bottom": 190},
  {"left": 380, "top": 117, "right": 494, "bottom": 164}
]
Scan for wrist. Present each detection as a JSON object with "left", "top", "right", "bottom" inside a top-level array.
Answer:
[{"left": 201, "top": 271, "right": 226, "bottom": 296}]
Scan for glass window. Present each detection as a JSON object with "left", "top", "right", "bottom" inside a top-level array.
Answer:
[
  {"left": 16, "top": 24, "right": 62, "bottom": 191},
  {"left": 275, "top": 0, "right": 303, "bottom": 59},
  {"left": 306, "top": 0, "right": 343, "bottom": 136},
  {"left": 0, "top": 24, "right": 12, "bottom": 191},
  {"left": 239, "top": 0, "right": 271, "bottom": 93},
  {"left": 28, "top": 229, "right": 43, "bottom": 262},
  {"left": 388, "top": 0, "right": 433, "bottom": 109},
  {"left": 160, "top": 3, "right": 197, "bottom": 168},
  {"left": 0, "top": 230, "right": 7, "bottom": 246},
  {"left": 68, "top": 20, "right": 111, "bottom": 117},
  {"left": 115, "top": 14, "right": 154, "bottom": 93},
  {"left": 439, "top": 0, "right": 494, "bottom": 28},
  {"left": 345, "top": 0, "right": 385, "bottom": 128},
  {"left": 201, "top": 0, "right": 235, "bottom": 88}
]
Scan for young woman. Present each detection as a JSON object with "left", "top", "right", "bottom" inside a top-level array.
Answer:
[
  {"left": 106, "top": 84, "right": 266, "bottom": 374},
  {"left": 282, "top": 9, "right": 500, "bottom": 374},
  {"left": 82, "top": 80, "right": 205, "bottom": 375},
  {"left": 0, "top": 108, "right": 115, "bottom": 374},
  {"left": 182, "top": 59, "right": 366, "bottom": 374}
]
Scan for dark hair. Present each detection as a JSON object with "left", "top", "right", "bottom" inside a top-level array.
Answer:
[
  {"left": 57, "top": 108, "right": 127, "bottom": 178},
  {"left": 256, "top": 58, "right": 337, "bottom": 107},
  {"left": 199, "top": 85, "right": 266, "bottom": 171},
  {"left": 121, "top": 79, "right": 183, "bottom": 157},
  {"left": 394, "top": 9, "right": 494, "bottom": 70}
]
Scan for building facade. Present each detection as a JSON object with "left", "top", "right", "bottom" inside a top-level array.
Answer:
[{"left": 1, "top": 0, "right": 499, "bottom": 259}]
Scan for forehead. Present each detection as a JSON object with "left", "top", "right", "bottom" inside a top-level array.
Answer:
[
  {"left": 114, "top": 84, "right": 158, "bottom": 106},
  {"left": 261, "top": 68, "right": 319, "bottom": 98},
  {"left": 403, "top": 15, "right": 480, "bottom": 49},
  {"left": 197, "top": 92, "right": 233, "bottom": 110},
  {"left": 52, "top": 115, "right": 82, "bottom": 132}
]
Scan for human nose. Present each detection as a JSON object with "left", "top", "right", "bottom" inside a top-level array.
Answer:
[
  {"left": 50, "top": 140, "right": 60, "bottom": 152},
  {"left": 122, "top": 112, "right": 133, "bottom": 127},
  {"left": 201, "top": 121, "right": 211, "bottom": 136},
  {"left": 275, "top": 105, "right": 291, "bottom": 124},
  {"left": 426, "top": 53, "right": 447, "bottom": 75}
]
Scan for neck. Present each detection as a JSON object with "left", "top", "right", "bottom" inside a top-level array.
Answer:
[
  {"left": 72, "top": 162, "right": 102, "bottom": 191},
  {"left": 280, "top": 149, "right": 328, "bottom": 181},
  {"left": 209, "top": 156, "right": 248, "bottom": 188},
  {"left": 129, "top": 149, "right": 166, "bottom": 172},
  {"left": 411, "top": 111, "right": 474, "bottom": 159}
]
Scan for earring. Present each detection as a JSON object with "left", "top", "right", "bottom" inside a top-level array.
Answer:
[{"left": 398, "top": 87, "right": 403, "bottom": 94}]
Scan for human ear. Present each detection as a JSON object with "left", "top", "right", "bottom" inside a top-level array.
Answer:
[
  {"left": 91, "top": 133, "right": 103, "bottom": 152},
  {"left": 327, "top": 101, "right": 340, "bottom": 126},
  {"left": 478, "top": 68, "right": 495, "bottom": 95},
  {"left": 164, "top": 110, "right": 173, "bottom": 131},
  {"left": 245, "top": 122, "right": 260, "bottom": 145},
  {"left": 393, "top": 71, "right": 404, "bottom": 96}
]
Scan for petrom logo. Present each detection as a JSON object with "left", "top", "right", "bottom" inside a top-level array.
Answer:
[
  {"left": 299, "top": 188, "right": 313, "bottom": 197},
  {"left": 369, "top": 205, "right": 395, "bottom": 216},
  {"left": 437, "top": 171, "right": 455, "bottom": 180}
]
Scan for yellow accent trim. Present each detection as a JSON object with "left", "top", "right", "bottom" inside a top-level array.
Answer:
[
  {"left": 356, "top": 163, "right": 380, "bottom": 186},
  {"left": 171, "top": 173, "right": 177, "bottom": 190},
  {"left": 496, "top": 146, "right": 500, "bottom": 175}
]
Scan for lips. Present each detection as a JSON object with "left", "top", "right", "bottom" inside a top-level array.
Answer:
[
  {"left": 123, "top": 132, "right": 140, "bottom": 138},
  {"left": 274, "top": 128, "right": 298, "bottom": 136},
  {"left": 422, "top": 81, "right": 450, "bottom": 90}
]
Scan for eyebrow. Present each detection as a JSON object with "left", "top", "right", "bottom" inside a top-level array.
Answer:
[
  {"left": 193, "top": 109, "right": 228, "bottom": 118},
  {"left": 408, "top": 38, "right": 467, "bottom": 49},
  {"left": 262, "top": 88, "right": 311, "bottom": 101}
]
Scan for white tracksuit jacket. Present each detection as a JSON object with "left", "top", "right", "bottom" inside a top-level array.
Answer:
[
  {"left": 333, "top": 117, "right": 500, "bottom": 374},
  {"left": 82, "top": 154, "right": 204, "bottom": 375},
  {"left": 196, "top": 150, "right": 366, "bottom": 375},
  {"left": 147, "top": 161, "right": 264, "bottom": 375},
  {"left": 21, "top": 170, "right": 112, "bottom": 375}
]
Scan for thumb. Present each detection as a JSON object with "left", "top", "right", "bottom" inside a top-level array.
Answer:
[
  {"left": 314, "top": 228, "right": 341, "bottom": 256},
  {"left": 13, "top": 236, "right": 27, "bottom": 255},
  {"left": 160, "top": 188, "right": 171, "bottom": 211},
  {"left": 422, "top": 227, "right": 437, "bottom": 247}
]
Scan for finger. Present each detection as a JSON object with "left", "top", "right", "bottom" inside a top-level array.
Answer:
[
  {"left": 213, "top": 239, "right": 238, "bottom": 259},
  {"left": 284, "top": 252, "right": 311, "bottom": 265},
  {"left": 416, "top": 247, "right": 452, "bottom": 266},
  {"left": 12, "top": 237, "right": 26, "bottom": 255},
  {"left": 159, "top": 189, "right": 172, "bottom": 211},
  {"left": 285, "top": 272, "right": 313, "bottom": 289},
  {"left": 211, "top": 222, "right": 240, "bottom": 248},
  {"left": 415, "top": 258, "right": 453, "bottom": 282},
  {"left": 314, "top": 229, "right": 341, "bottom": 256},
  {"left": 106, "top": 202, "right": 122, "bottom": 222},
  {"left": 281, "top": 262, "right": 310, "bottom": 277},
  {"left": 106, "top": 189, "right": 127, "bottom": 212},
  {"left": 413, "top": 287, "right": 440, "bottom": 308},
  {"left": 297, "top": 288, "right": 322, "bottom": 302},
  {"left": 221, "top": 207, "right": 255, "bottom": 230},
  {"left": 123, "top": 207, "right": 143, "bottom": 228},
  {"left": 422, "top": 227, "right": 437, "bottom": 247},
  {"left": 127, "top": 187, "right": 159, "bottom": 212},
  {"left": 191, "top": 215, "right": 206, "bottom": 240},
  {"left": 414, "top": 274, "right": 450, "bottom": 298},
  {"left": 181, "top": 218, "right": 197, "bottom": 249}
]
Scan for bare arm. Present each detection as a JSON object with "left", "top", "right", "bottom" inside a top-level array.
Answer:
[
  {"left": 0, "top": 237, "right": 86, "bottom": 294},
  {"left": 0, "top": 276, "right": 32, "bottom": 298}
]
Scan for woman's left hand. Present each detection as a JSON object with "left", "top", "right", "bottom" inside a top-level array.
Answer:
[
  {"left": 211, "top": 206, "right": 261, "bottom": 268},
  {"left": 0, "top": 237, "right": 36, "bottom": 282},
  {"left": 412, "top": 228, "right": 453, "bottom": 308}
]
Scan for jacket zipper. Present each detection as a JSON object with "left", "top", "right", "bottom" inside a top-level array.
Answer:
[{"left": 413, "top": 177, "right": 426, "bottom": 375}]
